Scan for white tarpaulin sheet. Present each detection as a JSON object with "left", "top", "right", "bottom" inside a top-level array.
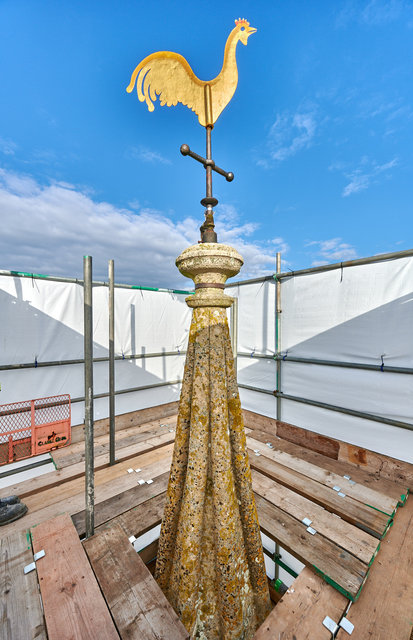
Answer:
[
  {"left": 229, "top": 256, "right": 413, "bottom": 463},
  {"left": 1, "top": 253, "right": 412, "bottom": 462},
  {"left": 0, "top": 275, "right": 191, "bottom": 426}
]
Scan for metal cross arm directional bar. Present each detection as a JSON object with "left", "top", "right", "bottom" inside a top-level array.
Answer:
[
  {"left": 180, "top": 130, "right": 234, "bottom": 243},
  {"left": 180, "top": 144, "right": 234, "bottom": 183}
]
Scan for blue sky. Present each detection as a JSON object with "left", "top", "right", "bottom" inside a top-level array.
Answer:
[{"left": 0, "top": 0, "right": 412, "bottom": 287}]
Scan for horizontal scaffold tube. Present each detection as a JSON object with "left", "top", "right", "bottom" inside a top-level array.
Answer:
[
  {"left": 237, "top": 384, "right": 413, "bottom": 432},
  {"left": 237, "top": 352, "right": 413, "bottom": 375},
  {"left": 0, "top": 268, "right": 193, "bottom": 295},
  {"left": 0, "top": 350, "right": 187, "bottom": 372},
  {"left": 226, "top": 247, "right": 413, "bottom": 287},
  {"left": 71, "top": 378, "right": 182, "bottom": 404}
]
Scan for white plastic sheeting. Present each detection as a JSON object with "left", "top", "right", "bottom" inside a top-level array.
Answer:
[
  {"left": 0, "top": 275, "right": 191, "bottom": 426},
  {"left": 228, "top": 255, "right": 413, "bottom": 464},
  {"left": 1, "top": 253, "right": 412, "bottom": 462}
]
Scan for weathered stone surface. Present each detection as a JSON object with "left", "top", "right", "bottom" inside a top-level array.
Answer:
[
  {"left": 155, "top": 244, "right": 271, "bottom": 639},
  {"left": 176, "top": 243, "right": 243, "bottom": 308}
]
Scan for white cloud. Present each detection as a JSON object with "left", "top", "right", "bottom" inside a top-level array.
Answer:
[
  {"left": 259, "top": 110, "right": 317, "bottom": 165},
  {"left": 337, "top": 0, "right": 409, "bottom": 26},
  {"left": 0, "top": 169, "right": 281, "bottom": 287},
  {"left": 361, "top": 0, "right": 406, "bottom": 25},
  {"left": 307, "top": 238, "right": 358, "bottom": 264},
  {"left": 127, "top": 145, "right": 171, "bottom": 165},
  {"left": 0, "top": 137, "right": 17, "bottom": 156},
  {"left": 330, "top": 156, "right": 398, "bottom": 197}
]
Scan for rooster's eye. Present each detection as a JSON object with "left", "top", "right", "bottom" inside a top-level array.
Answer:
[{"left": 240, "top": 27, "right": 245, "bottom": 31}]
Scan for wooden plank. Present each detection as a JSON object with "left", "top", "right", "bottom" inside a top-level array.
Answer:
[
  {"left": 138, "top": 539, "right": 159, "bottom": 565},
  {"left": 70, "top": 401, "right": 179, "bottom": 443},
  {"left": 255, "top": 494, "right": 368, "bottom": 599},
  {"left": 72, "top": 471, "right": 170, "bottom": 537},
  {"left": 244, "top": 409, "right": 413, "bottom": 489},
  {"left": 248, "top": 436, "right": 397, "bottom": 516},
  {"left": 253, "top": 567, "right": 348, "bottom": 640},
  {"left": 53, "top": 417, "right": 176, "bottom": 469},
  {"left": 339, "top": 442, "right": 413, "bottom": 489},
  {"left": 243, "top": 409, "right": 340, "bottom": 458},
  {"left": 0, "top": 530, "right": 47, "bottom": 640},
  {"left": 252, "top": 469, "right": 378, "bottom": 565},
  {"left": 3, "top": 428, "right": 175, "bottom": 499},
  {"left": 1, "top": 444, "right": 174, "bottom": 537},
  {"left": 249, "top": 427, "right": 408, "bottom": 505},
  {"left": 30, "top": 513, "right": 119, "bottom": 640},
  {"left": 277, "top": 420, "right": 341, "bottom": 459},
  {"left": 336, "top": 496, "right": 413, "bottom": 640},
  {"left": 54, "top": 428, "right": 175, "bottom": 471},
  {"left": 23, "top": 442, "right": 173, "bottom": 514},
  {"left": 250, "top": 449, "right": 389, "bottom": 537},
  {"left": 115, "top": 491, "right": 166, "bottom": 539},
  {"left": 84, "top": 521, "right": 189, "bottom": 640}
]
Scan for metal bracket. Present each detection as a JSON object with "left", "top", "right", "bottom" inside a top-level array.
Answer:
[
  {"left": 323, "top": 616, "right": 339, "bottom": 634},
  {"left": 339, "top": 617, "right": 354, "bottom": 634},
  {"left": 322, "top": 614, "right": 354, "bottom": 636},
  {"left": 24, "top": 549, "right": 45, "bottom": 574}
]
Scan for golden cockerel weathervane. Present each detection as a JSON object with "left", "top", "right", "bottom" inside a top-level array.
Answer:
[{"left": 127, "top": 18, "right": 257, "bottom": 242}]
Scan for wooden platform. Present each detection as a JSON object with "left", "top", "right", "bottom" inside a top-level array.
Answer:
[{"left": 1, "top": 404, "right": 412, "bottom": 639}]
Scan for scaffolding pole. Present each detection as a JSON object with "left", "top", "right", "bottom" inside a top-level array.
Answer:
[
  {"left": 237, "top": 383, "right": 413, "bottom": 432},
  {"left": 236, "top": 353, "right": 413, "bottom": 375},
  {"left": 226, "top": 247, "right": 413, "bottom": 288},
  {"left": 0, "top": 267, "right": 193, "bottom": 295},
  {"left": 109, "top": 259, "right": 115, "bottom": 466},
  {"left": 83, "top": 255, "right": 94, "bottom": 538},
  {"left": 230, "top": 296, "right": 238, "bottom": 378},
  {"left": 0, "top": 350, "right": 186, "bottom": 371},
  {"left": 276, "top": 253, "right": 282, "bottom": 422}
]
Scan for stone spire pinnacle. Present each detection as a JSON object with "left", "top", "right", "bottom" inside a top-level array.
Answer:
[{"left": 155, "top": 242, "right": 271, "bottom": 639}]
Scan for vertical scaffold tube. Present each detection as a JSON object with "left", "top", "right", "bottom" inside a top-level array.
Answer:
[
  {"left": 276, "top": 252, "right": 282, "bottom": 422},
  {"left": 84, "top": 255, "right": 94, "bottom": 537},
  {"left": 275, "top": 252, "right": 282, "bottom": 579},
  {"left": 230, "top": 295, "right": 238, "bottom": 378},
  {"left": 109, "top": 259, "right": 115, "bottom": 466}
]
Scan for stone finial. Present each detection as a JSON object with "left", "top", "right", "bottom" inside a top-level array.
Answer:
[{"left": 176, "top": 243, "right": 243, "bottom": 308}]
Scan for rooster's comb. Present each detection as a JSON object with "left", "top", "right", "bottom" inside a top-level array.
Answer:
[{"left": 235, "top": 18, "right": 250, "bottom": 28}]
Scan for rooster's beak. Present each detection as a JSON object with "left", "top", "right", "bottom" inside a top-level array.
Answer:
[{"left": 247, "top": 26, "right": 257, "bottom": 35}]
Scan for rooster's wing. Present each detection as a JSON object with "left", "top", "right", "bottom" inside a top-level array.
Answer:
[{"left": 126, "top": 51, "right": 206, "bottom": 126}]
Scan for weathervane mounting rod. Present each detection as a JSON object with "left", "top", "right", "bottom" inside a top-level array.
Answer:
[{"left": 180, "top": 128, "right": 234, "bottom": 243}]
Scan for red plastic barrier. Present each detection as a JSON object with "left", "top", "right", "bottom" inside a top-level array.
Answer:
[{"left": 0, "top": 394, "right": 71, "bottom": 466}]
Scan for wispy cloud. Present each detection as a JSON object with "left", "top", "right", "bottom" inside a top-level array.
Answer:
[
  {"left": 126, "top": 145, "right": 171, "bottom": 165},
  {"left": 0, "top": 136, "right": 17, "bottom": 156},
  {"left": 258, "top": 109, "right": 318, "bottom": 165},
  {"left": 330, "top": 156, "right": 398, "bottom": 197},
  {"left": 336, "top": 0, "right": 410, "bottom": 27},
  {"left": 306, "top": 238, "right": 358, "bottom": 265},
  {"left": 0, "top": 169, "right": 280, "bottom": 286}
]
